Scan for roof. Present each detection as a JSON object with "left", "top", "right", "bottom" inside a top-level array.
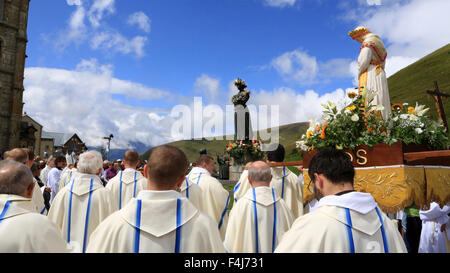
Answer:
[{"left": 41, "top": 132, "right": 78, "bottom": 147}]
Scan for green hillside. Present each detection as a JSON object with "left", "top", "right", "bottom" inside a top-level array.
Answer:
[
  {"left": 140, "top": 122, "right": 309, "bottom": 168},
  {"left": 388, "top": 43, "right": 450, "bottom": 120}
]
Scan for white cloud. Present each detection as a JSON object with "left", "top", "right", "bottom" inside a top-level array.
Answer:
[
  {"left": 194, "top": 74, "right": 221, "bottom": 103},
  {"left": 127, "top": 11, "right": 151, "bottom": 33},
  {"left": 271, "top": 50, "right": 319, "bottom": 85},
  {"left": 90, "top": 31, "right": 147, "bottom": 57},
  {"left": 66, "top": 0, "right": 82, "bottom": 6},
  {"left": 23, "top": 60, "right": 174, "bottom": 149},
  {"left": 265, "top": 0, "right": 296, "bottom": 8},
  {"left": 88, "top": 0, "right": 115, "bottom": 28}
]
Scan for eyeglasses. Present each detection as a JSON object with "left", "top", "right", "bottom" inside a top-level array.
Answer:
[{"left": 306, "top": 179, "right": 315, "bottom": 194}]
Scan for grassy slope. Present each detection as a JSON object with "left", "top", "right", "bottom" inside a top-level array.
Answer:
[{"left": 388, "top": 43, "right": 450, "bottom": 120}]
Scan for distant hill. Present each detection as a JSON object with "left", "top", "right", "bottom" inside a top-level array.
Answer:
[
  {"left": 388, "top": 43, "right": 450, "bottom": 120},
  {"left": 140, "top": 122, "right": 309, "bottom": 167}
]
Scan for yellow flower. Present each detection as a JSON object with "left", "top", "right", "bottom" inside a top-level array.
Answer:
[
  {"left": 306, "top": 131, "right": 313, "bottom": 139},
  {"left": 346, "top": 105, "right": 356, "bottom": 111},
  {"left": 408, "top": 107, "right": 415, "bottom": 114}
]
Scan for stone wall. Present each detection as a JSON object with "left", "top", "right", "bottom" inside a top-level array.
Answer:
[{"left": 0, "top": 0, "right": 30, "bottom": 153}]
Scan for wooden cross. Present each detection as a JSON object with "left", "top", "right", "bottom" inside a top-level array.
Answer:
[{"left": 426, "top": 81, "right": 449, "bottom": 132}]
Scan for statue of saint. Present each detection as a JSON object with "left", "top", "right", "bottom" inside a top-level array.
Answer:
[
  {"left": 231, "top": 78, "right": 253, "bottom": 141},
  {"left": 349, "top": 26, "right": 392, "bottom": 120}
]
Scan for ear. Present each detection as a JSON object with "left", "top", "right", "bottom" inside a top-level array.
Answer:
[
  {"left": 25, "top": 181, "right": 35, "bottom": 199},
  {"left": 176, "top": 175, "right": 185, "bottom": 189},
  {"left": 143, "top": 165, "right": 149, "bottom": 179},
  {"left": 314, "top": 173, "right": 324, "bottom": 191}
]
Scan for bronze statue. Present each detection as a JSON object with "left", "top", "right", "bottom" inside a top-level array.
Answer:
[{"left": 231, "top": 78, "right": 251, "bottom": 107}]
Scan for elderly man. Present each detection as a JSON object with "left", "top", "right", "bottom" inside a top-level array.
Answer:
[
  {"left": 47, "top": 155, "right": 67, "bottom": 205},
  {"left": 186, "top": 154, "right": 230, "bottom": 239},
  {"left": 4, "top": 149, "right": 46, "bottom": 215},
  {"left": 40, "top": 156, "right": 55, "bottom": 186},
  {"left": 48, "top": 150, "right": 113, "bottom": 253},
  {"left": 225, "top": 161, "right": 294, "bottom": 253},
  {"left": 0, "top": 160, "right": 72, "bottom": 253},
  {"left": 87, "top": 145, "right": 226, "bottom": 253},
  {"left": 275, "top": 148, "right": 407, "bottom": 253},
  {"left": 106, "top": 150, "right": 148, "bottom": 211},
  {"left": 267, "top": 144, "right": 303, "bottom": 219}
]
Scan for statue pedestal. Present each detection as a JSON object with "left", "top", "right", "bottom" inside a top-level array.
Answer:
[{"left": 228, "top": 149, "right": 253, "bottom": 181}]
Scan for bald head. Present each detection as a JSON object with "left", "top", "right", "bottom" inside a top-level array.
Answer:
[
  {"left": 146, "top": 145, "right": 188, "bottom": 190},
  {"left": 0, "top": 160, "right": 34, "bottom": 197},
  {"left": 4, "top": 148, "right": 28, "bottom": 165},
  {"left": 123, "top": 150, "right": 139, "bottom": 168},
  {"left": 248, "top": 161, "right": 272, "bottom": 187}
]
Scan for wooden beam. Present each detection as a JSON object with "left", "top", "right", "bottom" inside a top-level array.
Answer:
[
  {"left": 268, "top": 161, "right": 303, "bottom": 167},
  {"left": 403, "top": 150, "right": 450, "bottom": 162}
]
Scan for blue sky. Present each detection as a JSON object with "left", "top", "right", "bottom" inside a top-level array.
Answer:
[{"left": 23, "top": 0, "right": 450, "bottom": 149}]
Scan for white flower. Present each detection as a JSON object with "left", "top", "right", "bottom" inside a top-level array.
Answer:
[
  {"left": 344, "top": 109, "right": 351, "bottom": 115},
  {"left": 414, "top": 102, "right": 429, "bottom": 117},
  {"left": 400, "top": 114, "right": 408, "bottom": 120},
  {"left": 409, "top": 114, "right": 419, "bottom": 121},
  {"left": 393, "top": 117, "right": 399, "bottom": 122},
  {"left": 374, "top": 105, "right": 385, "bottom": 111},
  {"left": 403, "top": 103, "right": 409, "bottom": 106},
  {"left": 328, "top": 101, "right": 337, "bottom": 109},
  {"left": 351, "top": 114, "right": 359, "bottom": 122},
  {"left": 415, "top": 128, "right": 423, "bottom": 134}
]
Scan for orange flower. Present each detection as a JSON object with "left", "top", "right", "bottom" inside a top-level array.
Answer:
[
  {"left": 320, "top": 122, "right": 327, "bottom": 139},
  {"left": 408, "top": 107, "right": 415, "bottom": 114},
  {"left": 347, "top": 92, "right": 357, "bottom": 99},
  {"left": 315, "top": 125, "right": 321, "bottom": 132},
  {"left": 392, "top": 104, "right": 403, "bottom": 111}
]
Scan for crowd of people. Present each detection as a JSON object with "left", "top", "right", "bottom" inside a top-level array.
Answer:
[{"left": 0, "top": 144, "right": 448, "bottom": 253}]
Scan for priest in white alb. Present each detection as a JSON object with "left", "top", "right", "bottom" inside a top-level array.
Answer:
[
  {"left": 267, "top": 144, "right": 303, "bottom": 219},
  {"left": 40, "top": 156, "right": 55, "bottom": 186},
  {"left": 0, "top": 160, "right": 75, "bottom": 253},
  {"left": 418, "top": 202, "right": 449, "bottom": 253},
  {"left": 106, "top": 150, "right": 148, "bottom": 212},
  {"left": 186, "top": 155, "right": 230, "bottom": 239},
  {"left": 87, "top": 145, "right": 226, "bottom": 253},
  {"left": 48, "top": 150, "right": 113, "bottom": 253},
  {"left": 232, "top": 162, "right": 252, "bottom": 203},
  {"left": 275, "top": 148, "right": 407, "bottom": 253},
  {"left": 225, "top": 161, "right": 294, "bottom": 253}
]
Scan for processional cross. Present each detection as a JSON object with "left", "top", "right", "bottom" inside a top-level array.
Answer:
[{"left": 426, "top": 81, "right": 449, "bottom": 132}]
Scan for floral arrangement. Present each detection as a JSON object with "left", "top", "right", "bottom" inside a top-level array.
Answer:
[
  {"left": 225, "top": 138, "right": 265, "bottom": 162},
  {"left": 296, "top": 87, "right": 448, "bottom": 151}
]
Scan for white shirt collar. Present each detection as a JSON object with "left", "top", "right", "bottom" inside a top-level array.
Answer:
[
  {"left": 189, "top": 167, "right": 210, "bottom": 176},
  {"left": 317, "top": 191, "right": 377, "bottom": 214},
  {"left": 137, "top": 190, "right": 182, "bottom": 201}
]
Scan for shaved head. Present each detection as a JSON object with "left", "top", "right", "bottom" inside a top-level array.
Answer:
[{"left": 0, "top": 160, "right": 34, "bottom": 196}]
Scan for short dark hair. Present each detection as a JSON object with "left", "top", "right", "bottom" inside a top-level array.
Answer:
[
  {"left": 308, "top": 147, "right": 355, "bottom": 185},
  {"left": 22, "top": 148, "right": 34, "bottom": 161},
  {"left": 147, "top": 145, "right": 188, "bottom": 188},
  {"left": 266, "top": 144, "right": 285, "bottom": 162},
  {"left": 54, "top": 155, "right": 66, "bottom": 165},
  {"left": 124, "top": 150, "right": 139, "bottom": 166}
]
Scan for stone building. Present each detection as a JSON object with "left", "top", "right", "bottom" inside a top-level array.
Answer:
[
  {"left": 0, "top": 0, "right": 30, "bottom": 154},
  {"left": 20, "top": 113, "right": 41, "bottom": 153},
  {"left": 41, "top": 131, "right": 87, "bottom": 157}
]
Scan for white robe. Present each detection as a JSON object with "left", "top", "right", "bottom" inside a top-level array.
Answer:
[
  {"left": 105, "top": 169, "right": 148, "bottom": 212},
  {"left": 418, "top": 202, "right": 450, "bottom": 253},
  {"left": 224, "top": 186, "right": 294, "bottom": 253},
  {"left": 0, "top": 194, "right": 74, "bottom": 253},
  {"left": 233, "top": 170, "right": 250, "bottom": 203},
  {"left": 47, "top": 168, "right": 62, "bottom": 205},
  {"left": 275, "top": 192, "right": 407, "bottom": 253},
  {"left": 270, "top": 167, "right": 303, "bottom": 219},
  {"left": 40, "top": 165, "right": 52, "bottom": 186},
  {"left": 358, "top": 38, "right": 391, "bottom": 120},
  {"left": 47, "top": 174, "right": 113, "bottom": 253},
  {"left": 58, "top": 168, "right": 78, "bottom": 191},
  {"left": 187, "top": 167, "right": 230, "bottom": 240},
  {"left": 180, "top": 177, "right": 204, "bottom": 211},
  {"left": 87, "top": 191, "right": 226, "bottom": 253},
  {"left": 31, "top": 177, "right": 46, "bottom": 214}
]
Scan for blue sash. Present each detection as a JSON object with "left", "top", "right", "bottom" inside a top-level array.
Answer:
[
  {"left": 134, "top": 199, "right": 142, "bottom": 253},
  {"left": 175, "top": 198, "right": 182, "bottom": 253},
  {"left": 67, "top": 181, "right": 76, "bottom": 243},
  {"left": 281, "top": 167, "right": 286, "bottom": 198},
  {"left": 252, "top": 188, "right": 259, "bottom": 253},
  {"left": 271, "top": 188, "right": 277, "bottom": 253},
  {"left": 0, "top": 201, "right": 11, "bottom": 224},
  {"left": 82, "top": 179, "right": 94, "bottom": 253},
  {"left": 345, "top": 208, "right": 355, "bottom": 253},
  {"left": 375, "top": 207, "right": 389, "bottom": 253}
]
